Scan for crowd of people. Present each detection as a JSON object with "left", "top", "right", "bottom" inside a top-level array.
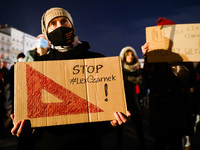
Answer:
[
  {"left": 0, "top": 7, "right": 199, "bottom": 150},
  {"left": 0, "top": 34, "right": 51, "bottom": 135}
]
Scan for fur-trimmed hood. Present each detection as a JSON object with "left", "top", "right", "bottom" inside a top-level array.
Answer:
[{"left": 120, "top": 46, "right": 140, "bottom": 72}]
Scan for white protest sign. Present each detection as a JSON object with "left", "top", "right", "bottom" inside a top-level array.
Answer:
[{"left": 146, "top": 23, "right": 200, "bottom": 62}]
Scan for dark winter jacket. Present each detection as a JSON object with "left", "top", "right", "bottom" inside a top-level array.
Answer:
[
  {"left": 24, "top": 49, "right": 50, "bottom": 62},
  {"left": 120, "top": 46, "right": 142, "bottom": 115},
  {"left": 35, "top": 41, "right": 104, "bottom": 61},
  {"left": 19, "top": 41, "right": 117, "bottom": 150},
  {"left": 143, "top": 58, "right": 196, "bottom": 136}
]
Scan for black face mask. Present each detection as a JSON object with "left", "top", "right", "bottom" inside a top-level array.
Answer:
[{"left": 48, "top": 27, "right": 75, "bottom": 46}]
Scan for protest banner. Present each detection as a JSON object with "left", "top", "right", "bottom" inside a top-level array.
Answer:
[
  {"left": 146, "top": 23, "right": 200, "bottom": 62},
  {"left": 14, "top": 56, "right": 127, "bottom": 127}
]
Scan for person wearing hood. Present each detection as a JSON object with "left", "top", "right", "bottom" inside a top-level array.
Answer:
[
  {"left": 120, "top": 46, "right": 146, "bottom": 150},
  {"left": 141, "top": 18, "right": 196, "bottom": 150},
  {"left": 24, "top": 34, "right": 50, "bottom": 62},
  {"left": 10, "top": 7, "right": 130, "bottom": 150}
]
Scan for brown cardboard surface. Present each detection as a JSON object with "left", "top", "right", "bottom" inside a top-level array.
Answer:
[
  {"left": 146, "top": 23, "right": 200, "bottom": 62},
  {"left": 14, "top": 56, "right": 127, "bottom": 127}
]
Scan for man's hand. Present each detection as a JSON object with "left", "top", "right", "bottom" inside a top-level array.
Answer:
[
  {"left": 110, "top": 111, "right": 131, "bottom": 127},
  {"left": 10, "top": 114, "right": 32, "bottom": 137}
]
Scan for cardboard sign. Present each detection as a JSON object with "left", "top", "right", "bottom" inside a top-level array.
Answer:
[
  {"left": 14, "top": 56, "right": 127, "bottom": 127},
  {"left": 146, "top": 23, "right": 200, "bottom": 62}
]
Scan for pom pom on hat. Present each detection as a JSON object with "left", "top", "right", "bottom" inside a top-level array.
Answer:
[{"left": 156, "top": 17, "right": 175, "bottom": 26}]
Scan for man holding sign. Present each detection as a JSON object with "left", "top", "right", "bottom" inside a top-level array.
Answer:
[
  {"left": 142, "top": 18, "right": 196, "bottom": 150},
  {"left": 11, "top": 7, "right": 130, "bottom": 150}
]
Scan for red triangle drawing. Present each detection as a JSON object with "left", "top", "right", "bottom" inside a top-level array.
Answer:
[{"left": 26, "top": 64, "right": 103, "bottom": 118}]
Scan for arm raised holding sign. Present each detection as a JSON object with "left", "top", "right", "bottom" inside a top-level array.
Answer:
[
  {"left": 141, "top": 17, "right": 196, "bottom": 150},
  {"left": 141, "top": 42, "right": 149, "bottom": 56}
]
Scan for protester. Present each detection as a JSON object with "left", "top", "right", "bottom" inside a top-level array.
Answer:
[
  {"left": 16, "top": 53, "right": 25, "bottom": 62},
  {"left": 8, "top": 52, "right": 25, "bottom": 114},
  {"left": 0, "top": 58, "right": 9, "bottom": 135},
  {"left": 24, "top": 34, "right": 50, "bottom": 62},
  {"left": 120, "top": 46, "right": 146, "bottom": 150},
  {"left": 194, "top": 62, "right": 200, "bottom": 122},
  {"left": 191, "top": 62, "right": 200, "bottom": 149},
  {"left": 10, "top": 7, "right": 130, "bottom": 150},
  {"left": 141, "top": 18, "right": 196, "bottom": 150}
]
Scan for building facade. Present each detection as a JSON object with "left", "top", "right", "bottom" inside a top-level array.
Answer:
[{"left": 0, "top": 24, "right": 36, "bottom": 67}]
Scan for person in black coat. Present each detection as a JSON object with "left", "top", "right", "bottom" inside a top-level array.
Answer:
[
  {"left": 0, "top": 59, "right": 9, "bottom": 134},
  {"left": 9, "top": 52, "right": 25, "bottom": 114},
  {"left": 142, "top": 18, "right": 196, "bottom": 150},
  {"left": 120, "top": 46, "right": 146, "bottom": 150},
  {"left": 10, "top": 7, "right": 130, "bottom": 150}
]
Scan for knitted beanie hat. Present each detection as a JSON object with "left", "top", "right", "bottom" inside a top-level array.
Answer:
[
  {"left": 156, "top": 17, "right": 175, "bottom": 26},
  {"left": 41, "top": 7, "right": 74, "bottom": 39}
]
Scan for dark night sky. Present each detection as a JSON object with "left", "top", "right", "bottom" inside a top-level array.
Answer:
[{"left": 0, "top": 0, "right": 200, "bottom": 58}]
